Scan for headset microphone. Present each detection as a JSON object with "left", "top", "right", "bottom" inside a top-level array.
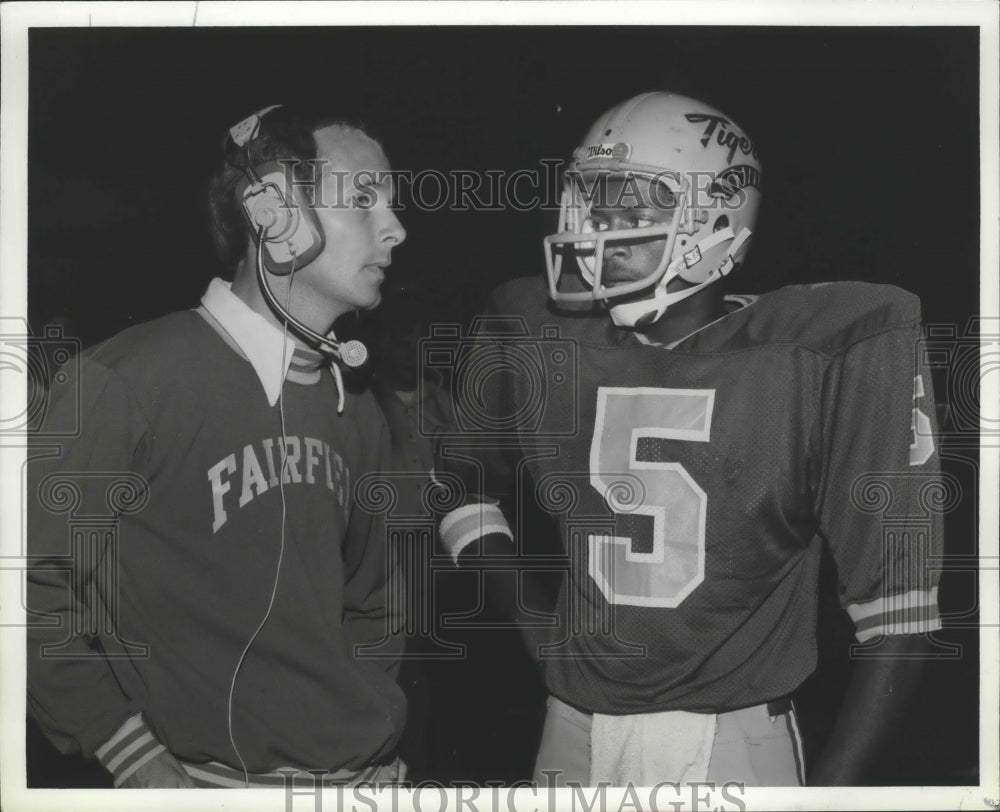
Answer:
[{"left": 334, "top": 339, "right": 369, "bottom": 369}]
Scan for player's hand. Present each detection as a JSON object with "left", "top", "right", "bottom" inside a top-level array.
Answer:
[{"left": 118, "top": 750, "right": 196, "bottom": 788}]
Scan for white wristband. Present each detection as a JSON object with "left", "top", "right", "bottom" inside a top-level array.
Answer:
[{"left": 439, "top": 502, "right": 513, "bottom": 564}]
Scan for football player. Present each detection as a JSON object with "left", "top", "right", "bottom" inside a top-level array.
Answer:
[{"left": 436, "top": 91, "right": 943, "bottom": 786}]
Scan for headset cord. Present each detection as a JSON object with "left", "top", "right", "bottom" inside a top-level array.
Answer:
[{"left": 227, "top": 230, "right": 296, "bottom": 788}]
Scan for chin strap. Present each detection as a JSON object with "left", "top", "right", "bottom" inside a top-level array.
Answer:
[
  {"left": 607, "top": 227, "right": 751, "bottom": 328},
  {"left": 607, "top": 262, "right": 708, "bottom": 327}
]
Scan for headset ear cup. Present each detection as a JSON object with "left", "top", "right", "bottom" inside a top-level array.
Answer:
[
  {"left": 243, "top": 185, "right": 296, "bottom": 241},
  {"left": 240, "top": 186, "right": 303, "bottom": 276},
  {"left": 238, "top": 162, "right": 326, "bottom": 274}
]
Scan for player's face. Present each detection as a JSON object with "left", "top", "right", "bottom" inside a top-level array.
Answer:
[
  {"left": 587, "top": 174, "right": 677, "bottom": 287},
  {"left": 297, "top": 126, "right": 406, "bottom": 318}
]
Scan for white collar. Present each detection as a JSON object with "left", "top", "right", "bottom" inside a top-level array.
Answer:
[{"left": 199, "top": 278, "right": 298, "bottom": 406}]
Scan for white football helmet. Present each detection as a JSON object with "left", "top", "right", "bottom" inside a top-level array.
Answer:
[{"left": 544, "top": 91, "right": 763, "bottom": 328}]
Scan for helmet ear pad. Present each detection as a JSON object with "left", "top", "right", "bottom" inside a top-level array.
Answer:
[{"left": 676, "top": 226, "right": 753, "bottom": 285}]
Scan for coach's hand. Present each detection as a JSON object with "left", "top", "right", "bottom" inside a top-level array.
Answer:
[{"left": 119, "top": 750, "right": 196, "bottom": 788}]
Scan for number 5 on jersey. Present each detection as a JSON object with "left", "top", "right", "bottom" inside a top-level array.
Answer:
[{"left": 589, "top": 387, "right": 714, "bottom": 609}]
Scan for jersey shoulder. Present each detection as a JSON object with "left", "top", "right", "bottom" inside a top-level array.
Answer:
[
  {"left": 484, "top": 276, "right": 611, "bottom": 345},
  {"left": 743, "top": 282, "right": 923, "bottom": 356},
  {"left": 485, "top": 276, "right": 551, "bottom": 324}
]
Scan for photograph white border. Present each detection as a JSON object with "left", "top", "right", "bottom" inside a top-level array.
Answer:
[{"left": 2, "top": 2, "right": 997, "bottom": 810}]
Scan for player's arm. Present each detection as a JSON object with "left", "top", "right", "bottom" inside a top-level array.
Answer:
[
  {"left": 807, "top": 634, "right": 933, "bottom": 785},
  {"left": 437, "top": 442, "right": 555, "bottom": 666},
  {"left": 26, "top": 358, "right": 181, "bottom": 786},
  {"left": 434, "top": 302, "right": 556, "bottom": 663},
  {"left": 810, "top": 309, "right": 943, "bottom": 785}
]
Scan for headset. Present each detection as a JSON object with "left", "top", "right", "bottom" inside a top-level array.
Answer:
[
  {"left": 227, "top": 104, "right": 325, "bottom": 274},
  {"left": 223, "top": 105, "right": 368, "bottom": 370}
]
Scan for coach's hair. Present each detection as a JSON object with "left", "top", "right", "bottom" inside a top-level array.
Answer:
[{"left": 207, "top": 107, "right": 376, "bottom": 272}]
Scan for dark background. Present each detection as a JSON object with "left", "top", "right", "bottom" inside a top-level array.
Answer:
[{"left": 26, "top": 26, "right": 981, "bottom": 787}]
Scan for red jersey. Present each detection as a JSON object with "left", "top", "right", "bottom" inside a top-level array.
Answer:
[{"left": 438, "top": 277, "right": 943, "bottom": 715}]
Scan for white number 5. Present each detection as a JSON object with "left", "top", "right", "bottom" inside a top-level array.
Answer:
[
  {"left": 910, "top": 374, "right": 935, "bottom": 466},
  {"left": 589, "top": 387, "right": 714, "bottom": 609}
]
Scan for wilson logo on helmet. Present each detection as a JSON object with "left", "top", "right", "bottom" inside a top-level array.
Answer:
[{"left": 581, "top": 142, "right": 632, "bottom": 161}]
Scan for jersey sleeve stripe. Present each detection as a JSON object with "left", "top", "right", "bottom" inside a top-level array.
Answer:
[
  {"left": 847, "top": 587, "right": 941, "bottom": 642},
  {"left": 846, "top": 586, "right": 939, "bottom": 622},
  {"left": 440, "top": 502, "right": 513, "bottom": 563}
]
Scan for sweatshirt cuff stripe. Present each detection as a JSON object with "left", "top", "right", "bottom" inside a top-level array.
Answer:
[
  {"left": 179, "top": 759, "right": 398, "bottom": 788},
  {"left": 94, "top": 713, "right": 146, "bottom": 761},
  {"left": 95, "top": 713, "right": 167, "bottom": 785},
  {"left": 111, "top": 740, "right": 168, "bottom": 787},
  {"left": 440, "top": 502, "right": 512, "bottom": 563},
  {"left": 106, "top": 730, "right": 158, "bottom": 774}
]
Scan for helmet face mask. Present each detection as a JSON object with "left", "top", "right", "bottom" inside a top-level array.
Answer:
[
  {"left": 544, "top": 92, "right": 762, "bottom": 328},
  {"left": 546, "top": 169, "right": 686, "bottom": 303}
]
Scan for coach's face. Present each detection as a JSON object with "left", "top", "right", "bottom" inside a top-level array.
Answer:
[{"left": 298, "top": 125, "right": 405, "bottom": 319}]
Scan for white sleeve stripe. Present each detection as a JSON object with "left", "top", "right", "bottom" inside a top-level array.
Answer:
[
  {"left": 445, "top": 511, "right": 512, "bottom": 547},
  {"left": 105, "top": 731, "right": 156, "bottom": 773},
  {"left": 95, "top": 713, "right": 145, "bottom": 760},
  {"left": 440, "top": 502, "right": 491, "bottom": 538},
  {"left": 440, "top": 503, "right": 512, "bottom": 562},
  {"left": 854, "top": 617, "right": 943, "bottom": 643},
  {"left": 846, "top": 586, "right": 939, "bottom": 623},
  {"left": 445, "top": 525, "right": 514, "bottom": 563},
  {"left": 111, "top": 742, "right": 167, "bottom": 786}
]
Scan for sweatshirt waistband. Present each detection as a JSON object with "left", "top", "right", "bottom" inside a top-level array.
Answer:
[{"left": 179, "top": 757, "right": 402, "bottom": 788}]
